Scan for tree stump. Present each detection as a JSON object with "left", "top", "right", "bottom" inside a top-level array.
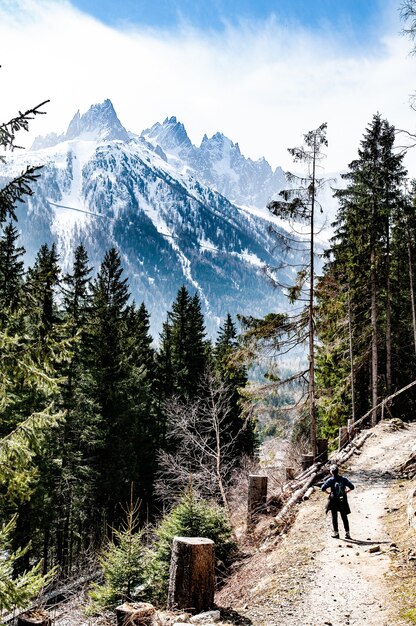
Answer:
[
  {"left": 316, "top": 438, "right": 328, "bottom": 463},
  {"left": 301, "top": 454, "right": 314, "bottom": 471},
  {"left": 338, "top": 426, "right": 349, "bottom": 450},
  {"left": 247, "top": 474, "right": 268, "bottom": 525},
  {"left": 347, "top": 419, "right": 355, "bottom": 439},
  {"left": 167, "top": 537, "right": 215, "bottom": 613},
  {"left": 17, "top": 610, "right": 51, "bottom": 626},
  {"left": 285, "top": 467, "right": 295, "bottom": 481},
  {"left": 115, "top": 602, "right": 156, "bottom": 626}
]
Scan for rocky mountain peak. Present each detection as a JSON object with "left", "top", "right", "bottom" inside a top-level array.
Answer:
[
  {"left": 65, "top": 99, "right": 129, "bottom": 142},
  {"left": 141, "top": 116, "right": 193, "bottom": 155}
]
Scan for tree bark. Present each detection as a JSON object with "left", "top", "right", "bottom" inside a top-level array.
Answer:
[
  {"left": 371, "top": 248, "right": 378, "bottom": 426},
  {"left": 407, "top": 226, "right": 416, "bottom": 355},
  {"left": 167, "top": 537, "right": 215, "bottom": 613},
  {"left": 247, "top": 475, "right": 268, "bottom": 525}
]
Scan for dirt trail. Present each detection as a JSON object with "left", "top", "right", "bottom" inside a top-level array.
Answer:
[{"left": 216, "top": 421, "right": 416, "bottom": 626}]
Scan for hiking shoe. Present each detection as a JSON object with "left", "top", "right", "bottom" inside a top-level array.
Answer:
[
  {"left": 331, "top": 532, "right": 339, "bottom": 538},
  {"left": 345, "top": 532, "right": 351, "bottom": 540}
]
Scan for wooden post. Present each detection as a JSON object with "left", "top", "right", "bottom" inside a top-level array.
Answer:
[
  {"left": 316, "top": 438, "right": 328, "bottom": 463},
  {"left": 285, "top": 467, "right": 295, "bottom": 481},
  {"left": 115, "top": 602, "right": 156, "bottom": 626},
  {"left": 167, "top": 537, "right": 215, "bottom": 613},
  {"left": 247, "top": 475, "right": 268, "bottom": 525},
  {"left": 347, "top": 418, "right": 355, "bottom": 440},
  {"left": 301, "top": 454, "right": 314, "bottom": 471},
  {"left": 17, "top": 610, "right": 51, "bottom": 626},
  {"left": 339, "top": 426, "right": 349, "bottom": 450}
]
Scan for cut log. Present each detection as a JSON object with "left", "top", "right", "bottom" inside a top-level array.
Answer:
[
  {"left": 302, "top": 486, "right": 315, "bottom": 500},
  {"left": 17, "top": 610, "right": 51, "bottom": 626},
  {"left": 167, "top": 537, "right": 215, "bottom": 613},
  {"left": 274, "top": 473, "right": 317, "bottom": 526},
  {"left": 247, "top": 475, "right": 268, "bottom": 524}
]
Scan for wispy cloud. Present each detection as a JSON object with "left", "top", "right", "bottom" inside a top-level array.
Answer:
[{"left": 0, "top": 0, "right": 415, "bottom": 174}]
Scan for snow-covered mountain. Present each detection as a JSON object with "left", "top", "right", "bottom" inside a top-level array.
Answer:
[
  {"left": 4, "top": 100, "right": 298, "bottom": 337},
  {"left": 141, "top": 116, "right": 286, "bottom": 210}
]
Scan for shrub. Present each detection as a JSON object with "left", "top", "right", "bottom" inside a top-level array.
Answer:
[
  {"left": 147, "top": 491, "right": 235, "bottom": 605},
  {"left": 88, "top": 502, "right": 146, "bottom": 613}
]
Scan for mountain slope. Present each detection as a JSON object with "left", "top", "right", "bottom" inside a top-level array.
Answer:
[
  {"left": 4, "top": 101, "right": 294, "bottom": 337},
  {"left": 141, "top": 116, "right": 286, "bottom": 210}
]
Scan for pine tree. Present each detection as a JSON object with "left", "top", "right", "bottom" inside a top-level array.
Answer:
[
  {"left": 0, "top": 221, "right": 25, "bottom": 317},
  {"left": 0, "top": 95, "right": 66, "bottom": 606},
  {"left": 53, "top": 244, "right": 93, "bottom": 572},
  {"left": 214, "top": 314, "right": 255, "bottom": 457},
  {"left": 158, "top": 286, "right": 209, "bottom": 400},
  {"left": 266, "top": 123, "right": 328, "bottom": 457},
  {"left": 317, "top": 114, "right": 407, "bottom": 432},
  {"left": 25, "top": 243, "right": 61, "bottom": 342}
]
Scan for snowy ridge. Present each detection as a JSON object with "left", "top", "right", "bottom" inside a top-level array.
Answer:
[{"left": 7, "top": 100, "right": 300, "bottom": 336}]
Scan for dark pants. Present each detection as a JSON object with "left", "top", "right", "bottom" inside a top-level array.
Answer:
[{"left": 331, "top": 508, "right": 349, "bottom": 533}]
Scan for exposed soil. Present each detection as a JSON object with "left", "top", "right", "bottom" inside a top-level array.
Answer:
[{"left": 216, "top": 420, "right": 416, "bottom": 626}]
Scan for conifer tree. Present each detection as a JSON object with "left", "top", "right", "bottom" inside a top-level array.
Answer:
[
  {"left": 158, "top": 286, "right": 209, "bottom": 400},
  {"left": 0, "top": 221, "right": 25, "bottom": 317},
  {"left": 0, "top": 94, "right": 65, "bottom": 605},
  {"left": 317, "top": 114, "right": 407, "bottom": 432},
  {"left": 266, "top": 123, "right": 328, "bottom": 457},
  {"left": 54, "top": 244, "right": 93, "bottom": 571},
  {"left": 214, "top": 314, "right": 255, "bottom": 456}
]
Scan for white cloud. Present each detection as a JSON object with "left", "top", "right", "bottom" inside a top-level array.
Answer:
[{"left": 1, "top": 0, "right": 416, "bottom": 175}]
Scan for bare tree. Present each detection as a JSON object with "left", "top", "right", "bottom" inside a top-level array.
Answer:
[{"left": 155, "top": 372, "right": 245, "bottom": 514}]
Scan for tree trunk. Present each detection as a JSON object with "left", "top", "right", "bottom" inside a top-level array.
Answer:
[
  {"left": 347, "top": 291, "right": 356, "bottom": 423},
  {"left": 167, "top": 537, "right": 215, "bottom": 613},
  {"left": 386, "top": 226, "right": 392, "bottom": 393},
  {"left": 407, "top": 227, "right": 416, "bottom": 355},
  {"left": 247, "top": 475, "right": 268, "bottom": 525},
  {"left": 371, "top": 248, "right": 378, "bottom": 426},
  {"left": 309, "top": 138, "right": 317, "bottom": 459}
]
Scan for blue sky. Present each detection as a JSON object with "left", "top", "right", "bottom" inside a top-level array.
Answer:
[
  {"left": 71, "top": 0, "right": 383, "bottom": 42},
  {"left": 0, "top": 0, "right": 415, "bottom": 173}
]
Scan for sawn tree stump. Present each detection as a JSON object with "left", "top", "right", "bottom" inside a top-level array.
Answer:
[
  {"left": 115, "top": 602, "right": 156, "bottom": 625},
  {"left": 17, "top": 610, "right": 51, "bottom": 626},
  {"left": 167, "top": 537, "right": 215, "bottom": 613},
  {"left": 247, "top": 474, "right": 268, "bottom": 525}
]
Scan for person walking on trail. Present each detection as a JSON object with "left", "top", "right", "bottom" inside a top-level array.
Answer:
[{"left": 321, "top": 464, "right": 354, "bottom": 539}]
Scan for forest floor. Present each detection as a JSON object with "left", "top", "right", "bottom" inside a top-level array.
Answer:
[{"left": 216, "top": 420, "right": 416, "bottom": 626}]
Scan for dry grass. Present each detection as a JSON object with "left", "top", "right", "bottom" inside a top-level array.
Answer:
[{"left": 383, "top": 477, "right": 416, "bottom": 624}]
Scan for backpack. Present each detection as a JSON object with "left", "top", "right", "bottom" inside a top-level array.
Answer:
[{"left": 334, "top": 480, "right": 345, "bottom": 501}]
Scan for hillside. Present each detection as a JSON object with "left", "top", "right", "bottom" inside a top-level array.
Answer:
[
  {"left": 215, "top": 420, "right": 416, "bottom": 626},
  {"left": 38, "top": 420, "right": 416, "bottom": 626}
]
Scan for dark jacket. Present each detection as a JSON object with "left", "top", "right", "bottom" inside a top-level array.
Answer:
[{"left": 321, "top": 475, "right": 355, "bottom": 515}]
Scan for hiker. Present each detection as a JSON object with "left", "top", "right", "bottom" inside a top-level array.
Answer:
[{"left": 321, "top": 464, "right": 354, "bottom": 539}]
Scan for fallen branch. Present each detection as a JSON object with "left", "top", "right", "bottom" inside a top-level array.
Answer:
[{"left": 273, "top": 473, "right": 317, "bottom": 528}]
